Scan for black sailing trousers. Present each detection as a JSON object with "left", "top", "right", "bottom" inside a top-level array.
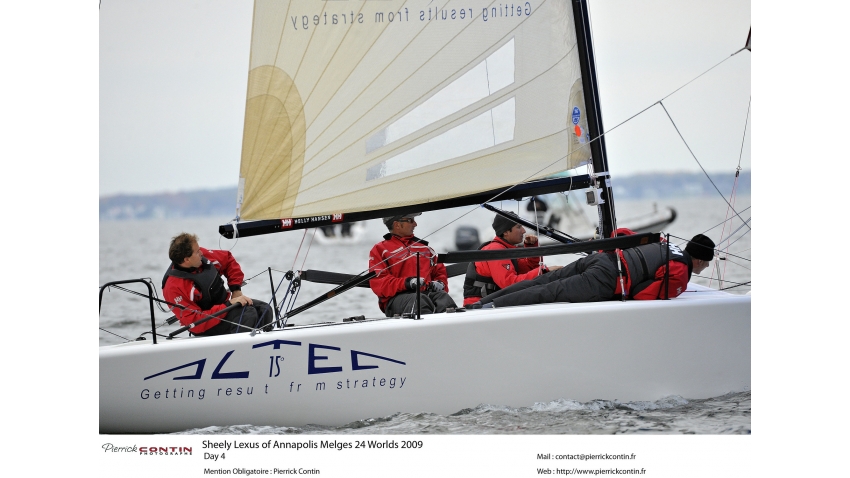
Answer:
[
  {"left": 478, "top": 253, "right": 620, "bottom": 307},
  {"left": 384, "top": 290, "right": 457, "bottom": 317}
]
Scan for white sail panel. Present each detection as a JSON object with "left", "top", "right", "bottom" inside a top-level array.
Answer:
[
  {"left": 366, "top": 38, "right": 515, "bottom": 154},
  {"left": 238, "top": 0, "right": 591, "bottom": 220},
  {"left": 367, "top": 97, "right": 515, "bottom": 180}
]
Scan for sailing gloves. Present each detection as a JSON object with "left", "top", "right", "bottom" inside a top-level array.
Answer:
[
  {"left": 406, "top": 277, "right": 425, "bottom": 290},
  {"left": 405, "top": 277, "right": 445, "bottom": 292},
  {"left": 428, "top": 281, "right": 445, "bottom": 292}
]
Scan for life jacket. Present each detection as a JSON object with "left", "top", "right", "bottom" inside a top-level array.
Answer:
[
  {"left": 163, "top": 257, "right": 229, "bottom": 310},
  {"left": 620, "top": 242, "right": 692, "bottom": 297},
  {"left": 463, "top": 241, "right": 520, "bottom": 300}
]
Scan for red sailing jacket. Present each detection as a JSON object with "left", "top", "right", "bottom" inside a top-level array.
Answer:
[
  {"left": 462, "top": 237, "right": 543, "bottom": 306},
  {"left": 610, "top": 228, "right": 690, "bottom": 300},
  {"left": 613, "top": 257, "right": 690, "bottom": 300},
  {"left": 162, "top": 248, "right": 245, "bottom": 334},
  {"left": 368, "top": 234, "right": 449, "bottom": 312}
]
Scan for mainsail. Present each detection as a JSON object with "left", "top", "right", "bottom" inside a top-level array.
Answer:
[{"left": 237, "top": 0, "right": 594, "bottom": 221}]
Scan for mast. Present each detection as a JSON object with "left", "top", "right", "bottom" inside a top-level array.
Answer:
[{"left": 572, "top": 0, "right": 616, "bottom": 238}]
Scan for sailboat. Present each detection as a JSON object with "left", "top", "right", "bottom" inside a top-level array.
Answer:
[
  {"left": 485, "top": 191, "right": 677, "bottom": 245},
  {"left": 312, "top": 221, "right": 368, "bottom": 245},
  {"left": 99, "top": 0, "right": 750, "bottom": 434}
]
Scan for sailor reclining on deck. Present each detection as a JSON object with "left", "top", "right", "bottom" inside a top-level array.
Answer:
[{"left": 471, "top": 232, "right": 715, "bottom": 308}]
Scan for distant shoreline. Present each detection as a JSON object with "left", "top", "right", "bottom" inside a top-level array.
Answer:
[{"left": 100, "top": 170, "right": 750, "bottom": 221}]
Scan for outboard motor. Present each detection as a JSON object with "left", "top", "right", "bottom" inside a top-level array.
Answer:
[{"left": 454, "top": 226, "right": 480, "bottom": 251}]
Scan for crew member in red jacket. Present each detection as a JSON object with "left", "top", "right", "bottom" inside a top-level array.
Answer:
[
  {"left": 471, "top": 232, "right": 716, "bottom": 308},
  {"left": 368, "top": 213, "right": 457, "bottom": 316},
  {"left": 463, "top": 214, "right": 563, "bottom": 306},
  {"left": 162, "top": 233, "right": 273, "bottom": 336}
]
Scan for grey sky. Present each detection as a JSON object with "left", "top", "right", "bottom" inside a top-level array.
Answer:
[{"left": 99, "top": 0, "right": 750, "bottom": 196}]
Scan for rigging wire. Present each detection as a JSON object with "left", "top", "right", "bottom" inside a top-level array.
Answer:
[
  {"left": 717, "top": 218, "right": 752, "bottom": 249},
  {"left": 291, "top": 228, "right": 310, "bottom": 271},
  {"left": 658, "top": 101, "right": 750, "bottom": 231},
  {"left": 673, "top": 207, "right": 751, "bottom": 261},
  {"left": 720, "top": 227, "right": 751, "bottom": 251},
  {"left": 668, "top": 234, "right": 750, "bottom": 264},
  {"left": 715, "top": 185, "right": 739, "bottom": 290},
  {"left": 718, "top": 96, "right": 752, "bottom": 286},
  {"left": 736, "top": 97, "right": 752, "bottom": 170},
  {"left": 721, "top": 257, "right": 751, "bottom": 271},
  {"left": 299, "top": 228, "right": 319, "bottom": 271},
  {"left": 698, "top": 206, "right": 752, "bottom": 237},
  {"left": 690, "top": 274, "right": 750, "bottom": 289},
  {"left": 719, "top": 281, "right": 750, "bottom": 291},
  {"left": 243, "top": 269, "right": 270, "bottom": 283},
  {"left": 99, "top": 327, "right": 130, "bottom": 342}
]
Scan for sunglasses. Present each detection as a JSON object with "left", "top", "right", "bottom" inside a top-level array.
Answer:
[{"left": 396, "top": 218, "right": 415, "bottom": 224}]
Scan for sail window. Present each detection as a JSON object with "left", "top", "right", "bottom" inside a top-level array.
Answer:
[
  {"left": 366, "top": 97, "right": 515, "bottom": 180},
  {"left": 365, "top": 39, "right": 515, "bottom": 154}
]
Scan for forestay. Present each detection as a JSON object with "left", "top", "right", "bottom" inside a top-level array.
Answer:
[{"left": 238, "top": 0, "right": 593, "bottom": 220}]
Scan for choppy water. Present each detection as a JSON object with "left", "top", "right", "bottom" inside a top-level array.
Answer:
[
  {"left": 99, "top": 195, "right": 751, "bottom": 435},
  {"left": 182, "top": 391, "right": 751, "bottom": 435}
]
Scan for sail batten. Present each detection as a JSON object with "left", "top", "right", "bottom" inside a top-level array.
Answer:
[{"left": 238, "top": 0, "right": 592, "bottom": 220}]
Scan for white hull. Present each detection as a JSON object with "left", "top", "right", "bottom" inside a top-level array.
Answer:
[{"left": 100, "top": 284, "right": 750, "bottom": 434}]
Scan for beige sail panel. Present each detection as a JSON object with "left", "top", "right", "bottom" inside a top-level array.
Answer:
[
  {"left": 239, "top": 65, "right": 305, "bottom": 219},
  {"left": 238, "top": 0, "right": 588, "bottom": 220}
]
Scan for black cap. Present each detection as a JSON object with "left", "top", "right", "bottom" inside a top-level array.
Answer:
[
  {"left": 685, "top": 234, "right": 715, "bottom": 262},
  {"left": 382, "top": 212, "right": 421, "bottom": 229},
  {"left": 492, "top": 214, "right": 518, "bottom": 237}
]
